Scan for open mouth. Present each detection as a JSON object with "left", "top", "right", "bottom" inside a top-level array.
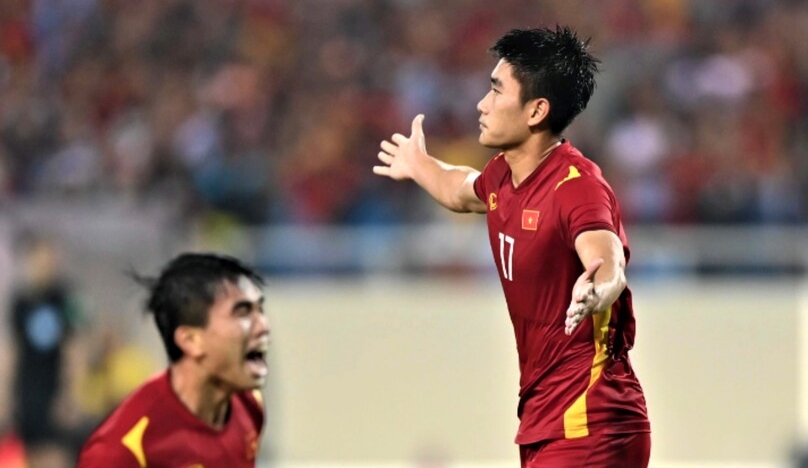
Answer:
[
  {"left": 245, "top": 348, "right": 268, "bottom": 378},
  {"left": 246, "top": 350, "right": 264, "bottom": 362}
]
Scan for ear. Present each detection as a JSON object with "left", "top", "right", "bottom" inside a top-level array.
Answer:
[
  {"left": 174, "top": 325, "right": 204, "bottom": 359},
  {"left": 527, "top": 98, "right": 550, "bottom": 127}
]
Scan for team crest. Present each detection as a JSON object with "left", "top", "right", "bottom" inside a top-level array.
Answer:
[
  {"left": 488, "top": 193, "right": 498, "bottom": 211},
  {"left": 522, "top": 210, "right": 540, "bottom": 230}
]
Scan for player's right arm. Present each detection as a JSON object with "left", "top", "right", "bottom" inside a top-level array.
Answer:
[{"left": 373, "top": 114, "right": 486, "bottom": 214}]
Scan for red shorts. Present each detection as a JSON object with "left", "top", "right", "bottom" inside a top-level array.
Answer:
[{"left": 519, "top": 432, "right": 651, "bottom": 468}]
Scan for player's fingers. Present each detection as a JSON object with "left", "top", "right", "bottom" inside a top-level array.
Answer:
[
  {"left": 380, "top": 140, "right": 398, "bottom": 153},
  {"left": 411, "top": 114, "right": 425, "bottom": 136},
  {"left": 566, "top": 310, "right": 585, "bottom": 329},
  {"left": 372, "top": 166, "right": 391, "bottom": 176},
  {"left": 377, "top": 151, "right": 394, "bottom": 164},
  {"left": 566, "top": 301, "right": 586, "bottom": 320},
  {"left": 573, "top": 283, "right": 593, "bottom": 303},
  {"left": 391, "top": 133, "right": 408, "bottom": 145}
]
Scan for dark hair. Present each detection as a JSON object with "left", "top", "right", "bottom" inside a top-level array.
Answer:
[
  {"left": 490, "top": 26, "right": 600, "bottom": 134},
  {"left": 133, "top": 252, "right": 265, "bottom": 363}
]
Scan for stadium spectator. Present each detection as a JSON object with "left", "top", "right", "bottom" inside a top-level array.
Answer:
[{"left": 8, "top": 233, "right": 87, "bottom": 468}]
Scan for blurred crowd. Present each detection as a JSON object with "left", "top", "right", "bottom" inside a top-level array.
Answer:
[{"left": 0, "top": 0, "right": 806, "bottom": 229}]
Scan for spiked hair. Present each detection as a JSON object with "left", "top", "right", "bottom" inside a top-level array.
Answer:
[{"left": 490, "top": 26, "right": 600, "bottom": 134}]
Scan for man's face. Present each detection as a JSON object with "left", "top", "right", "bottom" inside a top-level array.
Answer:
[
  {"left": 476, "top": 59, "right": 534, "bottom": 150},
  {"left": 198, "top": 276, "right": 270, "bottom": 391}
]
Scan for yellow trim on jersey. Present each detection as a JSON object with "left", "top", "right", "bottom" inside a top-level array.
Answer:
[
  {"left": 562, "top": 306, "right": 611, "bottom": 438},
  {"left": 252, "top": 389, "right": 264, "bottom": 409},
  {"left": 555, "top": 165, "right": 581, "bottom": 190},
  {"left": 121, "top": 416, "right": 149, "bottom": 468}
]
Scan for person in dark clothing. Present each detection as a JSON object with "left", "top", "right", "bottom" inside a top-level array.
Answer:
[{"left": 9, "top": 233, "right": 85, "bottom": 468}]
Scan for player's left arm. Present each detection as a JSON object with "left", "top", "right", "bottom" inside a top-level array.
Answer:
[{"left": 564, "top": 229, "right": 627, "bottom": 335}]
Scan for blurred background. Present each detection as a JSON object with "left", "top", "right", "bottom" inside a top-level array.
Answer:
[{"left": 0, "top": 0, "right": 807, "bottom": 466}]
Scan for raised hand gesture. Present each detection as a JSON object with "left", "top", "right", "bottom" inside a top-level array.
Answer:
[{"left": 373, "top": 114, "right": 427, "bottom": 181}]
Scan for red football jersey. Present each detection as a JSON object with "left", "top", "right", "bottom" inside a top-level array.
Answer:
[
  {"left": 78, "top": 370, "right": 264, "bottom": 468},
  {"left": 473, "top": 141, "right": 650, "bottom": 445}
]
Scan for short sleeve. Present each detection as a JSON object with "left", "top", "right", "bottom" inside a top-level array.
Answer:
[
  {"left": 473, "top": 166, "right": 487, "bottom": 202},
  {"left": 555, "top": 176, "right": 616, "bottom": 248}
]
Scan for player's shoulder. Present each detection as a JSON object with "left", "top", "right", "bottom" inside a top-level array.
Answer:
[
  {"left": 474, "top": 152, "right": 508, "bottom": 199},
  {"left": 479, "top": 152, "right": 509, "bottom": 179},
  {"left": 118, "top": 370, "right": 170, "bottom": 411},
  {"left": 552, "top": 143, "right": 611, "bottom": 192},
  {"left": 78, "top": 371, "right": 172, "bottom": 467},
  {"left": 556, "top": 143, "right": 603, "bottom": 175},
  {"left": 87, "top": 371, "right": 169, "bottom": 438}
]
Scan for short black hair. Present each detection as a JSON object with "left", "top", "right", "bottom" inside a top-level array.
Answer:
[
  {"left": 134, "top": 252, "right": 265, "bottom": 363},
  {"left": 489, "top": 26, "right": 600, "bottom": 134}
]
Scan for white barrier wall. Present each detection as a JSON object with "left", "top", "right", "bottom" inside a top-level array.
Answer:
[{"left": 260, "top": 277, "right": 802, "bottom": 467}]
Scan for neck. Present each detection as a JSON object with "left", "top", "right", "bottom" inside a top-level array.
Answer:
[
  {"left": 504, "top": 133, "right": 562, "bottom": 187},
  {"left": 170, "top": 363, "right": 231, "bottom": 429}
]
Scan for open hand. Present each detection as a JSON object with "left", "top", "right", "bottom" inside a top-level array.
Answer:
[
  {"left": 565, "top": 258, "right": 604, "bottom": 335},
  {"left": 373, "top": 114, "right": 426, "bottom": 180}
]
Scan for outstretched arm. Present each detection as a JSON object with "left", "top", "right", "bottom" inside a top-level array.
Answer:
[
  {"left": 564, "top": 229, "right": 627, "bottom": 335},
  {"left": 373, "top": 114, "right": 486, "bottom": 214}
]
